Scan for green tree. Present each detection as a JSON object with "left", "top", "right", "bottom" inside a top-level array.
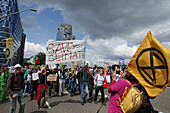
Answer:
[{"left": 36, "top": 52, "right": 46, "bottom": 65}]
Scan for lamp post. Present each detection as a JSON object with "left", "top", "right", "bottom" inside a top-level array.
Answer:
[
  {"left": 0, "top": 8, "right": 37, "bottom": 66},
  {"left": 0, "top": 8, "right": 37, "bottom": 19}
]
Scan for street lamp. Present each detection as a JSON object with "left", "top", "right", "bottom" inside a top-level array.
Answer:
[{"left": 0, "top": 8, "right": 37, "bottom": 19}]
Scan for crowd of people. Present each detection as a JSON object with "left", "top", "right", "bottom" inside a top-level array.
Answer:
[{"left": 0, "top": 64, "right": 159, "bottom": 113}]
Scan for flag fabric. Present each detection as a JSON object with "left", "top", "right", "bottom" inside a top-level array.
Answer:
[
  {"left": 127, "top": 31, "right": 170, "bottom": 97},
  {"left": 27, "top": 56, "right": 37, "bottom": 65},
  {"left": 3, "top": 45, "right": 14, "bottom": 60},
  {"left": 58, "top": 63, "right": 64, "bottom": 69}
]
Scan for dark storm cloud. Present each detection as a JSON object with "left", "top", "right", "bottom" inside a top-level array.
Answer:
[{"left": 20, "top": 0, "right": 170, "bottom": 43}]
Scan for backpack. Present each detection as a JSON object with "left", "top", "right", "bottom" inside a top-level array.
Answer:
[{"left": 119, "top": 80, "right": 144, "bottom": 113}]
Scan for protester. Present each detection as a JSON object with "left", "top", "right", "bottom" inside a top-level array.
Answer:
[
  {"left": 23, "top": 70, "right": 32, "bottom": 97},
  {"left": 80, "top": 65, "right": 90, "bottom": 105},
  {"left": 58, "top": 66, "right": 65, "bottom": 96},
  {"left": 6, "top": 64, "right": 25, "bottom": 113},
  {"left": 76, "top": 68, "right": 82, "bottom": 94},
  {"left": 113, "top": 66, "right": 123, "bottom": 82},
  {"left": 0, "top": 67, "right": 10, "bottom": 102},
  {"left": 30, "top": 69, "right": 39, "bottom": 101},
  {"left": 36, "top": 69, "right": 50, "bottom": 109},
  {"left": 69, "top": 69, "right": 77, "bottom": 96},
  {"left": 89, "top": 69, "right": 94, "bottom": 100},
  {"left": 108, "top": 71, "right": 138, "bottom": 113},
  {"left": 94, "top": 69, "right": 105, "bottom": 105}
]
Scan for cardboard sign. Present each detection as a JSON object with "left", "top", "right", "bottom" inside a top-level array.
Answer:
[
  {"left": 47, "top": 74, "right": 57, "bottom": 81},
  {"left": 46, "top": 40, "right": 86, "bottom": 64}
]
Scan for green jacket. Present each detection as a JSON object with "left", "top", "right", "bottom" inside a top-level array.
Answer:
[
  {"left": 79, "top": 70, "right": 90, "bottom": 84},
  {"left": 0, "top": 72, "right": 10, "bottom": 86}
]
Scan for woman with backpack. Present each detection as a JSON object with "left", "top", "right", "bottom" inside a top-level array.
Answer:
[{"left": 108, "top": 71, "right": 138, "bottom": 113}]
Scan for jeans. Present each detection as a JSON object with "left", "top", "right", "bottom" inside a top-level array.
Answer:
[
  {"left": 24, "top": 83, "right": 31, "bottom": 96},
  {"left": 94, "top": 86, "right": 105, "bottom": 103},
  {"left": 59, "top": 79, "right": 65, "bottom": 95},
  {"left": 49, "top": 83, "right": 53, "bottom": 97},
  {"left": 80, "top": 82, "right": 88, "bottom": 102},
  {"left": 9, "top": 89, "right": 25, "bottom": 113},
  {"left": 70, "top": 82, "right": 77, "bottom": 96},
  {"left": 30, "top": 81, "right": 38, "bottom": 99},
  {"left": 89, "top": 83, "right": 94, "bottom": 98}
]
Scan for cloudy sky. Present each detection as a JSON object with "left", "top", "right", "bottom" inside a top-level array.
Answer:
[{"left": 19, "top": 0, "right": 170, "bottom": 66}]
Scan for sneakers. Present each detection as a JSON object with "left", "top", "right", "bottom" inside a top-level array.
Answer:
[
  {"left": 94, "top": 101, "right": 97, "bottom": 104},
  {"left": 89, "top": 97, "right": 93, "bottom": 100},
  {"left": 81, "top": 102, "right": 84, "bottom": 105},
  {"left": 83, "top": 98, "right": 86, "bottom": 103}
]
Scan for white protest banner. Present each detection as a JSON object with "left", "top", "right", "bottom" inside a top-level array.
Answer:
[
  {"left": 46, "top": 40, "right": 86, "bottom": 64},
  {"left": 32, "top": 73, "right": 39, "bottom": 81}
]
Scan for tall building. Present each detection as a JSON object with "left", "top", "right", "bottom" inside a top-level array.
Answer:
[
  {"left": 56, "top": 23, "right": 76, "bottom": 41},
  {"left": 0, "top": 0, "right": 24, "bottom": 65}
]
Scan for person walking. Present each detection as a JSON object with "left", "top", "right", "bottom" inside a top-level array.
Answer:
[
  {"left": 69, "top": 69, "right": 77, "bottom": 96},
  {"left": 6, "top": 64, "right": 25, "bottom": 113},
  {"left": 0, "top": 67, "right": 10, "bottom": 103},
  {"left": 36, "top": 69, "right": 50, "bottom": 109},
  {"left": 30, "top": 69, "right": 39, "bottom": 101},
  {"left": 80, "top": 65, "right": 90, "bottom": 105},
  {"left": 108, "top": 71, "right": 138, "bottom": 113},
  {"left": 94, "top": 69, "right": 105, "bottom": 105},
  {"left": 23, "top": 70, "right": 32, "bottom": 97},
  {"left": 89, "top": 69, "right": 94, "bottom": 100}
]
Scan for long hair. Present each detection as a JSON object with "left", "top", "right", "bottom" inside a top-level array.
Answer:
[{"left": 125, "top": 71, "right": 138, "bottom": 83}]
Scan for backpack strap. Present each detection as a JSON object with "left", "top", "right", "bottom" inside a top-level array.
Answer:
[{"left": 125, "top": 79, "right": 132, "bottom": 86}]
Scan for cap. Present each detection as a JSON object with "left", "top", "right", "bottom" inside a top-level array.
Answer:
[{"left": 14, "top": 64, "right": 21, "bottom": 68}]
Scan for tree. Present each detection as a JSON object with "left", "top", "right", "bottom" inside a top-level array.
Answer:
[{"left": 36, "top": 52, "right": 46, "bottom": 65}]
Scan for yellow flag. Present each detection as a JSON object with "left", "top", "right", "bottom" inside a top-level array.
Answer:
[
  {"left": 3, "top": 45, "right": 14, "bottom": 60},
  {"left": 2, "top": 38, "right": 13, "bottom": 47},
  {"left": 104, "top": 62, "right": 108, "bottom": 72},
  {"left": 127, "top": 31, "right": 170, "bottom": 97}
]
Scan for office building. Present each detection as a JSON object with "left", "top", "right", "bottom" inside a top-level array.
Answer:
[
  {"left": 56, "top": 23, "right": 76, "bottom": 41},
  {"left": 0, "top": 0, "right": 24, "bottom": 65}
]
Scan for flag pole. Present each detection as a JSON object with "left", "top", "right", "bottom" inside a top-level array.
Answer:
[{"left": 83, "top": 40, "right": 87, "bottom": 79}]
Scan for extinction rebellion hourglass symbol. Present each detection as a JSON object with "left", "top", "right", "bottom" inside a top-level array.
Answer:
[{"left": 136, "top": 48, "right": 169, "bottom": 88}]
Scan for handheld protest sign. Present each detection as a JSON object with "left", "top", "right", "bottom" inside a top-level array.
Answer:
[{"left": 47, "top": 74, "right": 57, "bottom": 81}]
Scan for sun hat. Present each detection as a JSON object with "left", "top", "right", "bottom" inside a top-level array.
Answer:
[{"left": 14, "top": 64, "right": 21, "bottom": 68}]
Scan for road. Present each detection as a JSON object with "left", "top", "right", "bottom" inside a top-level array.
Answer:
[{"left": 0, "top": 87, "right": 170, "bottom": 113}]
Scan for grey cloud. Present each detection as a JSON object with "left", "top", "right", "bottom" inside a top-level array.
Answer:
[
  {"left": 22, "top": 16, "right": 37, "bottom": 29},
  {"left": 20, "top": 0, "right": 170, "bottom": 44}
]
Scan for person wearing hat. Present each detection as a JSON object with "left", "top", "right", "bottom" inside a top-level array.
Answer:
[
  {"left": 6, "top": 64, "right": 25, "bottom": 113},
  {"left": 0, "top": 67, "right": 10, "bottom": 103}
]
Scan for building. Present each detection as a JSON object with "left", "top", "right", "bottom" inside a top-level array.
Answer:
[
  {"left": 0, "top": 0, "right": 24, "bottom": 66},
  {"left": 56, "top": 23, "right": 76, "bottom": 41}
]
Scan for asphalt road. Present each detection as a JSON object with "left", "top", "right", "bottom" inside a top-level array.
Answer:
[{"left": 0, "top": 87, "right": 170, "bottom": 113}]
